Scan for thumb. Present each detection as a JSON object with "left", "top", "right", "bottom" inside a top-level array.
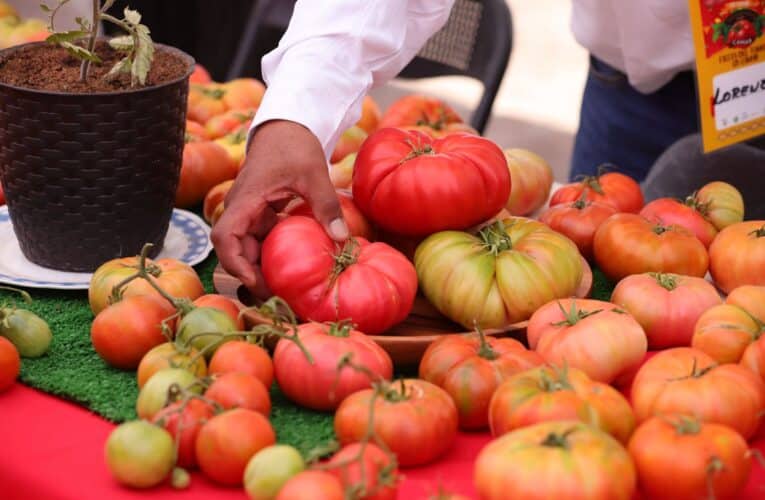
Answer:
[{"left": 302, "top": 174, "right": 349, "bottom": 242}]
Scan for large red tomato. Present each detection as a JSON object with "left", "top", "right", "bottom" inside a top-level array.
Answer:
[
  {"left": 593, "top": 213, "right": 709, "bottom": 281},
  {"left": 709, "top": 221, "right": 765, "bottom": 293},
  {"left": 378, "top": 94, "right": 463, "bottom": 129},
  {"left": 89, "top": 256, "right": 204, "bottom": 315},
  {"left": 631, "top": 347, "right": 765, "bottom": 439},
  {"left": 526, "top": 298, "right": 647, "bottom": 384},
  {"left": 538, "top": 197, "right": 618, "bottom": 260},
  {"left": 334, "top": 379, "right": 458, "bottom": 467},
  {"left": 91, "top": 295, "right": 177, "bottom": 370},
  {"left": 273, "top": 322, "right": 393, "bottom": 411},
  {"left": 628, "top": 416, "right": 751, "bottom": 500},
  {"left": 695, "top": 181, "right": 744, "bottom": 230},
  {"left": 175, "top": 139, "right": 239, "bottom": 208},
  {"left": 474, "top": 421, "right": 636, "bottom": 500},
  {"left": 261, "top": 216, "right": 417, "bottom": 334},
  {"left": 326, "top": 442, "right": 398, "bottom": 500},
  {"left": 419, "top": 333, "right": 543, "bottom": 430},
  {"left": 640, "top": 197, "right": 718, "bottom": 247},
  {"left": 550, "top": 171, "right": 644, "bottom": 213},
  {"left": 503, "top": 149, "right": 554, "bottom": 216},
  {"left": 352, "top": 128, "right": 510, "bottom": 236},
  {"left": 286, "top": 190, "right": 375, "bottom": 240},
  {"left": 611, "top": 273, "right": 722, "bottom": 349}
]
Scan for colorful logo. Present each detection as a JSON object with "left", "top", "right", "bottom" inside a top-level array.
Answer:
[{"left": 702, "top": 0, "right": 765, "bottom": 55}]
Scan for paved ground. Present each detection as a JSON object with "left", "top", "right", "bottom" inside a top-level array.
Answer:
[{"left": 371, "top": 0, "right": 589, "bottom": 181}]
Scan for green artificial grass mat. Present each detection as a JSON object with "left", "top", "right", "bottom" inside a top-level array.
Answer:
[{"left": 0, "top": 253, "right": 614, "bottom": 456}]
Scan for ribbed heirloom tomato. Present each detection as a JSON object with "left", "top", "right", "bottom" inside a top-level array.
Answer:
[
  {"left": 696, "top": 180, "right": 744, "bottom": 230},
  {"left": 261, "top": 216, "right": 417, "bottom": 334},
  {"left": 526, "top": 298, "right": 647, "bottom": 384},
  {"left": 538, "top": 196, "right": 618, "bottom": 260},
  {"left": 709, "top": 221, "right": 765, "bottom": 293},
  {"left": 352, "top": 128, "right": 510, "bottom": 236},
  {"left": 503, "top": 148, "right": 554, "bottom": 216},
  {"left": 550, "top": 170, "right": 644, "bottom": 213},
  {"left": 415, "top": 218, "right": 583, "bottom": 329},
  {"left": 640, "top": 197, "right": 718, "bottom": 247},
  {"left": 273, "top": 322, "right": 393, "bottom": 411}
]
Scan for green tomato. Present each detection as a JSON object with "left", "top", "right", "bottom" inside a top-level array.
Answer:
[
  {"left": 104, "top": 420, "right": 175, "bottom": 488},
  {"left": 0, "top": 308, "right": 52, "bottom": 357},
  {"left": 243, "top": 444, "right": 306, "bottom": 500},
  {"left": 136, "top": 367, "right": 200, "bottom": 420},
  {"left": 176, "top": 307, "right": 238, "bottom": 359}
]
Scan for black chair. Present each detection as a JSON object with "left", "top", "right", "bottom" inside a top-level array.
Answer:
[{"left": 227, "top": 0, "right": 513, "bottom": 134}]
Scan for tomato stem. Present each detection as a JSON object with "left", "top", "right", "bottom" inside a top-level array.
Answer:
[
  {"left": 400, "top": 137, "right": 436, "bottom": 163},
  {"left": 706, "top": 456, "right": 724, "bottom": 500},
  {"left": 651, "top": 272, "right": 678, "bottom": 291},
  {"left": 572, "top": 190, "right": 590, "bottom": 210},
  {"left": 748, "top": 224, "right": 765, "bottom": 238},
  {"left": 539, "top": 365, "right": 574, "bottom": 392},
  {"left": 474, "top": 323, "right": 499, "bottom": 361},
  {"left": 478, "top": 220, "right": 513, "bottom": 255},
  {"left": 552, "top": 300, "right": 602, "bottom": 327},
  {"left": 540, "top": 428, "right": 576, "bottom": 449},
  {"left": 0, "top": 286, "right": 32, "bottom": 305},
  {"left": 666, "top": 414, "right": 701, "bottom": 435}
]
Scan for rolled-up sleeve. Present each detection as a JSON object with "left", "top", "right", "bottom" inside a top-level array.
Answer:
[{"left": 249, "top": 0, "right": 455, "bottom": 159}]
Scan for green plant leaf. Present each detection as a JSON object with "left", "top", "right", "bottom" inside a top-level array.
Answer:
[
  {"left": 123, "top": 7, "right": 141, "bottom": 26},
  {"left": 131, "top": 24, "right": 154, "bottom": 86},
  {"left": 45, "top": 29, "right": 89, "bottom": 45},
  {"left": 108, "top": 35, "right": 133, "bottom": 51},
  {"left": 60, "top": 41, "right": 101, "bottom": 63},
  {"left": 106, "top": 57, "right": 131, "bottom": 79}
]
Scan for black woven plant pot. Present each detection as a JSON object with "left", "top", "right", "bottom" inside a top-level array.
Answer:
[{"left": 0, "top": 43, "right": 194, "bottom": 272}]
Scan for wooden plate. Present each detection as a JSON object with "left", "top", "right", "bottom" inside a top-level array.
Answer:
[{"left": 213, "top": 258, "right": 593, "bottom": 367}]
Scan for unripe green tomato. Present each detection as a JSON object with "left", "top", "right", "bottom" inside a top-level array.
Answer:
[
  {"left": 176, "top": 307, "right": 238, "bottom": 359},
  {"left": 244, "top": 445, "right": 306, "bottom": 500},
  {"left": 136, "top": 367, "right": 200, "bottom": 420},
  {"left": 104, "top": 420, "right": 175, "bottom": 488},
  {"left": 0, "top": 308, "right": 52, "bottom": 357}
]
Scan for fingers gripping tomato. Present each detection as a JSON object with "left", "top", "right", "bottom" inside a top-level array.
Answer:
[
  {"left": 352, "top": 128, "right": 510, "bottom": 236},
  {"left": 261, "top": 216, "right": 417, "bottom": 334}
]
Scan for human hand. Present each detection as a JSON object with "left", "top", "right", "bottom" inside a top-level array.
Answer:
[{"left": 211, "top": 120, "right": 349, "bottom": 297}]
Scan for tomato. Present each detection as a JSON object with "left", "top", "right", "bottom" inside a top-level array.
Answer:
[
  {"left": 538, "top": 197, "right": 618, "bottom": 260},
  {"left": 728, "top": 19, "right": 756, "bottom": 47},
  {"left": 326, "top": 442, "right": 398, "bottom": 500},
  {"left": 742, "top": 335, "right": 765, "bottom": 383},
  {"left": 195, "top": 408, "right": 276, "bottom": 486},
  {"left": 137, "top": 342, "right": 207, "bottom": 389},
  {"left": 334, "top": 378, "right": 458, "bottom": 466},
  {"left": 261, "top": 216, "right": 416, "bottom": 335},
  {"left": 185, "top": 120, "right": 209, "bottom": 141},
  {"left": 503, "top": 149, "right": 554, "bottom": 216},
  {"left": 631, "top": 347, "right": 765, "bottom": 439},
  {"left": 695, "top": 181, "right": 744, "bottom": 230},
  {"left": 628, "top": 415, "right": 750, "bottom": 500},
  {"left": 474, "top": 421, "right": 636, "bottom": 500},
  {"left": 640, "top": 197, "right": 718, "bottom": 247},
  {"left": 331, "top": 125, "right": 368, "bottom": 164},
  {"left": 220, "top": 78, "right": 265, "bottom": 111},
  {"left": 0, "top": 308, "right": 51, "bottom": 358},
  {"left": 176, "top": 307, "right": 239, "bottom": 359},
  {"left": 189, "top": 64, "right": 212, "bottom": 84},
  {"left": 187, "top": 83, "right": 227, "bottom": 123},
  {"left": 356, "top": 95, "right": 382, "bottom": 134},
  {"left": 202, "top": 179, "right": 233, "bottom": 223},
  {"left": 415, "top": 218, "right": 583, "bottom": 329},
  {"left": 329, "top": 152, "right": 356, "bottom": 190},
  {"left": 205, "top": 108, "right": 256, "bottom": 140},
  {"left": 352, "top": 128, "right": 510, "bottom": 236},
  {"left": 91, "top": 295, "right": 176, "bottom": 370},
  {"left": 204, "top": 372, "right": 271, "bottom": 415},
  {"left": 0, "top": 336, "right": 19, "bottom": 392},
  {"left": 527, "top": 298, "right": 647, "bottom": 384},
  {"left": 136, "top": 367, "right": 201, "bottom": 420},
  {"left": 104, "top": 420, "right": 175, "bottom": 488},
  {"left": 611, "top": 273, "right": 722, "bottom": 349},
  {"left": 593, "top": 213, "right": 709, "bottom": 281},
  {"left": 273, "top": 322, "right": 392, "bottom": 411},
  {"left": 709, "top": 221, "right": 765, "bottom": 293},
  {"left": 89, "top": 256, "right": 204, "bottom": 315},
  {"left": 488, "top": 365, "right": 635, "bottom": 443},
  {"left": 275, "top": 470, "right": 344, "bottom": 500},
  {"left": 726, "top": 285, "right": 765, "bottom": 323},
  {"left": 419, "top": 332, "right": 543, "bottom": 430},
  {"left": 208, "top": 341, "right": 273, "bottom": 389},
  {"left": 244, "top": 445, "right": 306, "bottom": 500},
  {"left": 193, "top": 294, "right": 244, "bottom": 330},
  {"left": 151, "top": 398, "right": 214, "bottom": 468},
  {"left": 286, "top": 191, "right": 375, "bottom": 241},
  {"left": 215, "top": 128, "right": 248, "bottom": 168},
  {"left": 551, "top": 171, "right": 643, "bottom": 213},
  {"left": 379, "top": 94, "right": 463, "bottom": 129},
  {"left": 176, "top": 139, "right": 238, "bottom": 208},
  {"left": 401, "top": 122, "right": 478, "bottom": 138},
  {"left": 692, "top": 304, "right": 762, "bottom": 363}
]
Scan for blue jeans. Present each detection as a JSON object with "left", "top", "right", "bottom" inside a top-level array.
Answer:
[{"left": 569, "top": 56, "right": 699, "bottom": 181}]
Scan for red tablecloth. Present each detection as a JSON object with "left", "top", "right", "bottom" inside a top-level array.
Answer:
[{"left": 1, "top": 383, "right": 764, "bottom": 500}]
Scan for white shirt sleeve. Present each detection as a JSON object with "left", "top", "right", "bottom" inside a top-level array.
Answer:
[{"left": 249, "top": 0, "right": 456, "bottom": 159}]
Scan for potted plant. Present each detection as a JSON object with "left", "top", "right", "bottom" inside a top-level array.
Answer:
[{"left": 0, "top": 0, "right": 194, "bottom": 271}]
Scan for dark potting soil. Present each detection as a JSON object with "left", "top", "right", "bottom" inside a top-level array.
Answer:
[{"left": 0, "top": 41, "right": 189, "bottom": 93}]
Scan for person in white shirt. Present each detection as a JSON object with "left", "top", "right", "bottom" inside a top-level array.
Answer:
[{"left": 212, "top": 0, "right": 702, "bottom": 292}]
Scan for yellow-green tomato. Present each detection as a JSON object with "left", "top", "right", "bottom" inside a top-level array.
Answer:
[
  {"left": 104, "top": 420, "right": 175, "bottom": 488},
  {"left": 415, "top": 218, "right": 583, "bottom": 329},
  {"left": 176, "top": 307, "right": 238, "bottom": 359},
  {"left": 0, "top": 308, "right": 52, "bottom": 357},
  {"left": 244, "top": 445, "right": 306, "bottom": 500},
  {"left": 136, "top": 368, "right": 200, "bottom": 420}
]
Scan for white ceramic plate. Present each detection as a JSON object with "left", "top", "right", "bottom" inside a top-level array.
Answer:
[{"left": 0, "top": 207, "right": 213, "bottom": 290}]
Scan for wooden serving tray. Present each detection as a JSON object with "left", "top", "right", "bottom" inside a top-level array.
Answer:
[{"left": 213, "top": 258, "right": 593, "bottom": 367}]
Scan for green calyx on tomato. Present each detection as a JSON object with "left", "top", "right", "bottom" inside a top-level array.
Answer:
[
  {"left": 415, "top": 109, "right": 449, "bottom": 130},
  {"left": 474, "top": 325, "right": 499, "bottom": 361},
  {"left": 676, "top": 357, "right": 717, "bottom": 381},
  {"left": 650, "top": 273, "right": 678, "bottom": 291},
  {"left": 667, "top": 415, "right": 702, "bottom": 436},
  {"left": 478, "top": 221, "right": 514, "bottom": 255},
  {"left": 199, "top": 86, "right": 225, "bottom": 99},
  {"left": 378, "top": 378, "right": 412, "bottom": 403},
  {"left": 326, "top": 321, "right": 353, "bottom": 338},
  {"left": 332, "top": 239, "right": 362, "bottom": 277},
  {"left": 538, "top": 366, "right": 574, "bottom": 393},
  {"left": 684, "top": 192, "right": 711, "bottom": 216},
  {"left": 539, "top": 428, "right": 577, "bottom": 450},
  {"left": 553, "top": 300, "right": 603, "bottom": 327},
  {"left": 400, "top": 138, "right": 436, "bottom": 163},
  {"left": 748, "top": 224, "right": 765, "bottom": 238}
]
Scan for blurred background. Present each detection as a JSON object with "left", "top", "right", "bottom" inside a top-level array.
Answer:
[{"left": 12, "top": 0, "right": 589, "bottom": 180}]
